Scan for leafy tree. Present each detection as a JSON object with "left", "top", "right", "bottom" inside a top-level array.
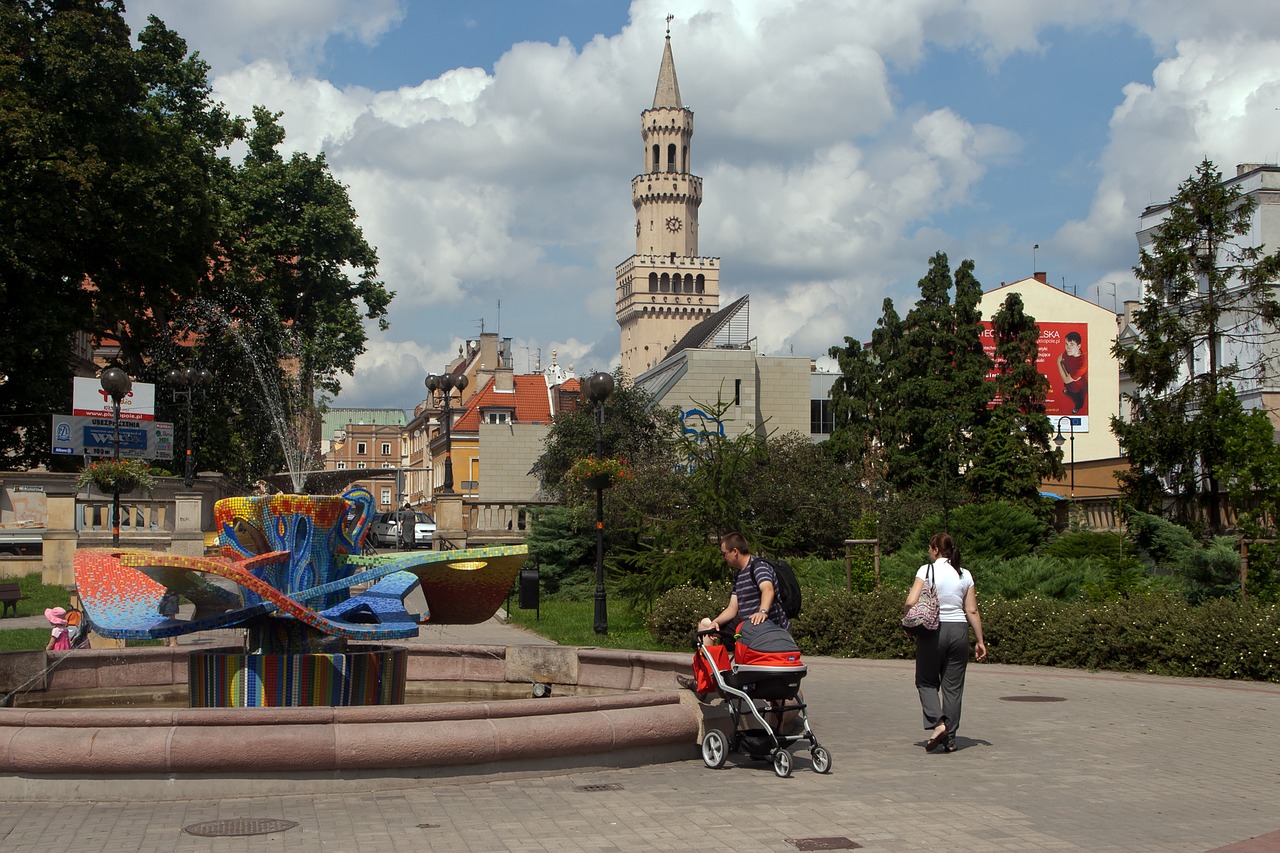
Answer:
[
  {"left": 0, "top": 3, "right": 238, "bottom": 466},
  {"left": 205, "top": 109, "right": 391, "bottom": 486},
  {"left": 530, "top": 371, "right": 679, "bottom": 495},
  {"left": 1114, "top": 158, "right": 1280, "bottom": 532}
]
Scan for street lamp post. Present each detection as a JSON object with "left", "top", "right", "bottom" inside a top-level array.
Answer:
[
  {"left": 99, "top": 367, "right": 133, "bottom": 547},
  {"left": 1054, "top": 416, "right": 1075, "bottom": 499},
  {"left": 424, "top": 373, "right": 469, "bottom": 494},
  {"left": 165, "top": 366, "right": 214, "bottom": 488},
  {"left": 581, "top": 371, "right": 615, "bottom": 635}
]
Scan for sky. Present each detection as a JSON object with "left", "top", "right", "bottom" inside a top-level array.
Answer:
[{"left": 122, "top": 0, "right": 1280, "bottom": 409}]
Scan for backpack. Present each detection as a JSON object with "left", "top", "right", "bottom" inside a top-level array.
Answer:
[{"left": 752, "top": 556, "right": 802, "bottom": 619}]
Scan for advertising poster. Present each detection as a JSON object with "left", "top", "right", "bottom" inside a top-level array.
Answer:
[
  {"left": 980, "top": 321, "right": 1089, "bottom": 429},
  {"left": 71, "top": 376, "right": 155, "bottom": 421}
]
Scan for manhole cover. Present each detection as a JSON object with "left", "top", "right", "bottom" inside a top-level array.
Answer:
[
  {"left": 787, "top": 838, "right": 862, "bottom": 851},
  {"left": 999, "top": 695, "right": 1067, "bottom": 702},
  {"left": 574, "top": 783, "right": 624, "bottom": 792},
  {"left": 182, "top": 818, "right": 298, "bottom": 838}
]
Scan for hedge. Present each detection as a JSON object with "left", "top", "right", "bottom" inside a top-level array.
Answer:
[{"left": 649, "top": 585, "right": 1280, "bottom": 682}]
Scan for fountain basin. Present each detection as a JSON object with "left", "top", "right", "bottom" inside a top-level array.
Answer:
[{"left": 0, "top": 644, "right": 705, "bottom": 801}]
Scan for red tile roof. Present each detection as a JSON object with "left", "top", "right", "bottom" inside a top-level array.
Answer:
[{"left": 453, "top": 373, "right": 553, "bottom": 431}]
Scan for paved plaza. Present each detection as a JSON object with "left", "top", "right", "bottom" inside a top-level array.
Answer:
[{"left": 0, "top": 614, "right": 1277, "bottom": 852}]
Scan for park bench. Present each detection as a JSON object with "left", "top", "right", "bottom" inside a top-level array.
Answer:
[{"left": 0, "top": 582, "right": 29, "bottom": 617}]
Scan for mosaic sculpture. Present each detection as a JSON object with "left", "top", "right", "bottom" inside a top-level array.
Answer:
[{"left": 72, "top": 487, "right": 528, "bottom": 706}]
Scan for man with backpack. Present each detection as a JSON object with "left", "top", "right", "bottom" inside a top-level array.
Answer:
[{"left": 699, "top": 532, "right": 793, "bottom": 636}]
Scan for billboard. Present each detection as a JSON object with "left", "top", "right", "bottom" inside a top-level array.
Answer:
[
  {"left": 72, "top": 376, "right": 155, "bottom": 421},
  {"left": 51, "top": 415, "right": 174, "bottom": 460},
  {"left": 980, "top": 321, "right": 1089, "bottom": 430}
]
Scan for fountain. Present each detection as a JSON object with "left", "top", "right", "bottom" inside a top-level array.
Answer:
[
  {"left": 73, "top": 486, "right": 527, "bottom": 706},
  {"left": 0, "top": 488, "right": 702, "bottom": 797}
]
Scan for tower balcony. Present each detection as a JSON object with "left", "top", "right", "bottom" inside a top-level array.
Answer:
[{"left": 632, "top": 173, "right": 702, "bottom": 205}]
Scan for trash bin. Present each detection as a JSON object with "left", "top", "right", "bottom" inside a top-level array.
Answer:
[{"left": 519, "top": 568, "right": 539, "bottom": 610}]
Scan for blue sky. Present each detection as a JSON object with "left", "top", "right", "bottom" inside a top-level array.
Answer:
[{"left": 124, "top": 0, "right": 1280, "bottom": 409}]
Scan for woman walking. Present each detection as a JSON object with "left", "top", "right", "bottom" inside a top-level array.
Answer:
[{"left": 905, "top": 532, "right": 986, "bottom": 752}]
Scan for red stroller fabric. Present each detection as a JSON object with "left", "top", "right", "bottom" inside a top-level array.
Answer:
[
  {"left": 733, "top": 619, "right": 803, "bottom": 668},
  {"left": 693, "top": 642, "right": 731, "bottom": 694}
]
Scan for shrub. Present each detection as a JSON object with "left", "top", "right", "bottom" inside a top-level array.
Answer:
[
  {"left": 1041, "top": 530, "right": 1127, "bottom": 562},
  {"left": 646, "top": 584, "right": 729, "bottom": 648},
  {"left": 900, "top": 500, "right": 1051, "bottom": 561}
]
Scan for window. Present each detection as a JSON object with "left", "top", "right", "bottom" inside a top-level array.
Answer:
[
  {"left": 666, "top": 143, "right": 676, "bottom": 172},
  {"left": 381, "top": 442, "right": 391, "bottom": 456},
  {"left": 357, "top": 462, "right": 367, "bottom": 469},
  {"left": 380, "top": 488, "right": 391, "bottom": 505},
  {"left": 356, "top": 442, "right": 367, "bottom": 455},
  {"left": 336, "top": 461, "right": 346, "bottom": 470},
  {"left": 734, "top": 379, "right": 741, "bottom": 406},
  {"left": 382, "top": 462, "right": 393, "bottom": 468},
  {"left": 486, "top": 412, "right": 508, "bottom": 424},
  {"left": 811, "top": 399, "right": 834, "bottom": 435}
]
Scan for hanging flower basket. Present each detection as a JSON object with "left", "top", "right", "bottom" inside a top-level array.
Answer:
[
  {"left": 566, "top": 456, "right": 633, "bottom": 490},
  {"left": 76, "top": 459, "right": 157, "bottom": 494}
]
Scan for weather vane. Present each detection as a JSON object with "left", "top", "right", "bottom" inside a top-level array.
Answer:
[{"left": 666, "top": 13, "right": 674, "bottom": 35}]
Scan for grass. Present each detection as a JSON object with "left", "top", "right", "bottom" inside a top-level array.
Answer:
[{"left": 505, "top": 596, "right": 678, "bottom": 652}]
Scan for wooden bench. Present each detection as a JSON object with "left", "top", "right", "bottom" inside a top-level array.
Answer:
[{"left": 0, "top": 582, "right": 29, "bottom": 617}]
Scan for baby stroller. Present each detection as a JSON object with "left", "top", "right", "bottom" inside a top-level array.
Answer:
[{"left": 694, "top": 621, "right": 832, "bottom": 778}]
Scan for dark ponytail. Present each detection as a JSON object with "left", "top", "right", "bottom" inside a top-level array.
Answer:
[{"left": 929, "top": 532, "right": 964, "bottom": 576}]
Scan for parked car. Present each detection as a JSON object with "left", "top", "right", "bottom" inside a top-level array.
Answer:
[{"left": 369, "top": 511, "right": 435, "bottom": 549}]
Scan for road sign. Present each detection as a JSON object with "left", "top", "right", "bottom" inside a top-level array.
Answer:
[{"left": 51, "top": 415, "right": 174, "bottom": 460}]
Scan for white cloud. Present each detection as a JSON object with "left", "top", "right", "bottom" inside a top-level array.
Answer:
[{"left": 117, "top": 0, "right": 1280, "bottom": 406}]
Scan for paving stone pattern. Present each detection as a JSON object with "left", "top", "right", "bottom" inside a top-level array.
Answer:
[{"left": 0, "top": 617, "right": 1277, "bottom": 852}]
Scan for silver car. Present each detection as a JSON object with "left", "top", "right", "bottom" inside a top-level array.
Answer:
[{"left": 369, "top": 511, "right": 435, "bottom": 549}]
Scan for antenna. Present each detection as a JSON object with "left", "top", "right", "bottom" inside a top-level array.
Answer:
[
  {"left": 1033, "top": 243, "right": 1039, "bottom": 274},
  {"left": 475, "top": 318, "right": 485, "bottom": 336},
  {"left": 496, "top": 299, "right": 501, "bottom": 338}
]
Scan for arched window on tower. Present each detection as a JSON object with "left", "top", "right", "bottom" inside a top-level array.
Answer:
[
  {"left": 682, "top": 145, "right": 688, "bottom": 172},
  {"left": 684, "top": 276, "right": 694, "bottom": 294},
  {"left": 648, "top": 272, "right": 659, "bottom": 292},
  {"left": 696, "top": 275, "right": 705, "bottom": 294},
  {"left": 666, "top": 143, "right": 676, "bottom": 173},
  {"left": 651, "top": 144, "right": 659, "bottom": 173},
  {"left": 660, "top": 273, "right": 670, "bottom": 293},
  {"left": 672, "top": 274, "right": 682, "bottom": 292}
]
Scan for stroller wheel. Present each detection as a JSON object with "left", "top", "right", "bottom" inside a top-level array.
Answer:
[
  {"left": 701, "top": 729, "right": 727, "bottom": 769},
  {"left": 811, "top": 745, "right": 832, "bottom": 774},
  {"left": 771, "top": 748, "right": 792, "bottom": 778}
]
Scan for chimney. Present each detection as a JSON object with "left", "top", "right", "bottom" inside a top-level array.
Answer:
[{"left": 1033, "top": 271, "right": 1048, "bottom": 284}]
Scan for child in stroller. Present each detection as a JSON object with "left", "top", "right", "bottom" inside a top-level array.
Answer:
[{"left": 693, "top": 619, "right": 831, "bottom": 777}]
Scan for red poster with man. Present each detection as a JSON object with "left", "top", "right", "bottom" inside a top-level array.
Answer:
[{"left": 979, "top": 322, "right": 1088, "bottom": 417}]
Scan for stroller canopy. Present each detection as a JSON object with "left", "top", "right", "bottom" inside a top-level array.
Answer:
[{"left": 735, "top": 619, "right": 799, "bottom": 653}]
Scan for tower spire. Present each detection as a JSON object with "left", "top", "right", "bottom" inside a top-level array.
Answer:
[{"left": 653, "top": 17, "right": 682, "bottom": 109}]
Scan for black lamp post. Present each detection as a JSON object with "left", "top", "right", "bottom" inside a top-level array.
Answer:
[
  {"left": 165, "top": 366, "right": 214, "bottom": 488},
  {"left": 581, "top": 371, "right": 615, "bottom": 635},
  {"left": 1054, "top": 416, "right": 1075, "bottom": 499},
  {"left": 424, "top": 372, "right": 469, "bottom": 494},
  {"left": 99, "top": 367, "right": 133, "bottom": 547}
]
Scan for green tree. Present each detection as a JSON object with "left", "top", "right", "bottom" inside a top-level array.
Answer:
[
  {"left": 967, "top": 292, "right": 1062, "bottom": 505},
  {"left": 530, "top": 371, "right": 679, "bottom": 495},
  {"left": 205, "top": 108, "right": 391, "bottom": 486},
  {"left": 829, "top": 252, "right": 993, "bottom": 503},
  {"left": 0, "top": 3, "right": 238, "bottom": 466},
  {"left": 1114, "top": 159, "right": 1280, "bottom": 532}
]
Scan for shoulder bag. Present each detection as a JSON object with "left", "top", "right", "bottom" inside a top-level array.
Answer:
[{"left": 901, "top": 562, "right": 940, "bottom": 635}]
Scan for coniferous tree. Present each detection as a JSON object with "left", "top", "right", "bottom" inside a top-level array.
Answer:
[
  {"left": 1114, "top": 159, "right": 1280, "bottom": 532},
  {"left": 830, "top": 252, "right": 993, "bottom": 502},
  {"left": 967, "top": 292, "right": 1062, "bottom": 504}
]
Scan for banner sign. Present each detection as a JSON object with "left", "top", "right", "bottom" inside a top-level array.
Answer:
[
  {"left": 72, "top": 376, "right": 155, "bottom": 421},
  {"left": 51, "top": 415, "right": 174, "bottom": 460},
  {"left": 980, "top": 321, "right": 1090, "bottom": 430}
]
